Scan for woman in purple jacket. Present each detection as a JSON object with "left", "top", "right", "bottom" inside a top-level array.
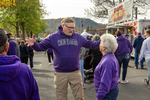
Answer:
[
  {"left": 115, "top": 30, "right": 133, "bottom": 84},
  {"left": 94, "top": 34, "right": 119, "bottom": 100}
]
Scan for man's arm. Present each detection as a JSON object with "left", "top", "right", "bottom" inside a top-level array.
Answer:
[
  {"left": 139, "top": 40, "right": 146, "bottom": 62},
  {"left": 132, "top": 38, "right": 136, "bottom": 48},
  {"left": 26, "top": 34, "right": 36, "bottom": 47},
  {"left": 81, "top": 36, "right": 100, "bottom": 49},
  {"left": 26, "top": 34, "right": 51, "bottom": 51},
  {"left": 128, "top": 40, "right": 133, "bottom": 53}
]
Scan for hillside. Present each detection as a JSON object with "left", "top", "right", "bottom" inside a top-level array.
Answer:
[{"left": 45, "top": 17, "right": 105, "bottom": 33}]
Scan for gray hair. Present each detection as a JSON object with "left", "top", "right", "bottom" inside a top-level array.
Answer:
[
  {"left": 100, "top": 33, "right": 118, "bottom": 53},
  {"left": 0, "top": 43, "right": 7, "bottom": 54},
  {"left": 61, "top": 17, "right": 75, "bottom": 24},
  {"left": 92, "top": 34, "right": 100, "bottom": 41}
]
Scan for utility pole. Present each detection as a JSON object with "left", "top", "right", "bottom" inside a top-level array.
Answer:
[{"left": 135, "top": 7, "right": 137, "bottom": 19}]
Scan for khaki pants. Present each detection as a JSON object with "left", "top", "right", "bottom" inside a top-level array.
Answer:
[{"left": 54, "top": 70, "right": 84, "bottom": 100}]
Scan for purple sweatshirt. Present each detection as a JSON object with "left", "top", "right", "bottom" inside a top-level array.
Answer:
[
  {"left": 7, "top": 40, "right": 17, "bottom": 56},
  {"left": 32, "top": 25, "right": 100, "bottom": 72},
  {"left": 0, "top": 55, "right": 40, "bottom": 100},
  {"left": 94, "top": 53, "right": 119, "bottom": 100},
  {"left": 115, "top": 36, "right": 133, "bottom": 56}
]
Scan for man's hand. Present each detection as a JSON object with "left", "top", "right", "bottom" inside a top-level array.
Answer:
[{"left": 26, "top": 34, "right": 35, "bottom": 46}]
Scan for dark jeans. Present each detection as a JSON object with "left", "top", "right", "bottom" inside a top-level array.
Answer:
[
  {"left": 116, "top": 54, "right": 130, "bottom": 80},
  {"left": 102, "top": 85, "right": 119, "bottom": 100},
  {"left": 29, "top": 55, "right": 33, "bottom": 68},
  {"left": 20, "top": 57, "right": 28, "bottom": 64},
  {"left": 134, "top": 51, "right": 144, "bottom": 68},
  {"left": 47, "top": 52, "right": 53, "bottom": 63}
]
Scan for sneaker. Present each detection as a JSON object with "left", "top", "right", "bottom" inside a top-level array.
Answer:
[
  {"left": 49, "top": 63, "right": 52, "bottom": 65},
  {"left": 31, "top": 67, "right": 34, "bottom": 70},
  {"left": 121, "top": 80, "right": 129, "bottom": 84},
  {"left": 83, "top": 86, "right": 85, "bottom": 89},
  {"left": 141, "top": 67, "right": 144, "bottom": 69},
  {"left": 144, "top": 79, "right": 149, "bottom": 85},
  {"left": 118, "top": 79, "right": 120, "bottom": 83},
  {"left": 134, "top": 67, "right": 138, "bottom": 69}
]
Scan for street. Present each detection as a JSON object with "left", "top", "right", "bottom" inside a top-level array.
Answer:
[{"left": 30, "top": 51, "right": 150, "bottom": 100}]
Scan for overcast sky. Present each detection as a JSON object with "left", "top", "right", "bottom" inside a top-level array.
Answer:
[
  {"left": 41, "top": 0, "right": 150, "bottom": 24},
  {"left": 40, "top": 0, "right": 108, "bottom": 23}
]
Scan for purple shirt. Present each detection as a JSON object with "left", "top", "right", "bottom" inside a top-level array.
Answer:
[
  {"left": 32, "top": 25, "right": 100, "bottom": 72},
  {"left": 94, "top": 53, "right": 119, "bottom": 100},
  {"left": 0, "top": 55, "right": 40, "bottom": 100}
]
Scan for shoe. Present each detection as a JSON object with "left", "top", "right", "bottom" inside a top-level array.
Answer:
[
  {"left": 141, "top": 67, "right": 144, "bottom": 69},
  {"left": 144, "top": 79, "right": 149, "bottom": 85},
  {"left": 83, "top": 86, "right": 85, "bottom": 89},
  {"left": 118, "top": 79, "right": 120, "bottom": 83},
  {"left": 31, "top": 67, "right": 34, "bottom": 70},
  {"left": 121, "top": 80, "right": 129, "bottom": 84},
  {"left": 134, "top": 67, "right": 138, "bottom": 69},
  {"left": 49, "top": 63, "right": 52, "bottom": 65},
  {"left": 128, "top": 65, "right": 131, "bottom": 67}
]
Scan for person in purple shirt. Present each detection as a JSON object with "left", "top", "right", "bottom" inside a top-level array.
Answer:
[
  {"left": 6, "top": 33, "right": 17, "bottom": 56},
  {"left": 115, "top": 30, "right": 133, "bottom": 84},
  {"left": 94, "top": 33, "right": 119, "bottom": 100},
  {"left": 0, "top": 28, "right": 40, "bottom": 100},
  {"left": 124, "top": 34, "right": 129, "bottom": 39},
  {"left": 6, "top": 32, "right": 20, "bottom": 57},
  {"left": 26, "top": 17, "right": 100, "bottom": 100}
]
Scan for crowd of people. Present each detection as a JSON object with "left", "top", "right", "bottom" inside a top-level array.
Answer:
[
  {"left": 0, "top": 17, "right": 150, "bottom": 100},
  {"left": 5, "top": 32, "right": 34, "bottom": 69}
]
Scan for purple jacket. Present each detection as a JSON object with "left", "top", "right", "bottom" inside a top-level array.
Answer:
[
  {"left": 7, "top": 40, "right": 17, "bottom": 56},
  {"left": 32, "top": 25, "right": 100, "bottom": 72},
  {"left": 94, "top": 53, "right": 119, "bottom": 100},
  {"left": 115, "top": 36, "right": 133, "bottom": 56},
  {"left": 0, "top": 55, "right": 40, "bottom": 100}
]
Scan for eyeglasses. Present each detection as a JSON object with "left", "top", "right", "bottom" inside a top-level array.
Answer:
[{"left": 64, "top": 24, "right": 75, "bottom": 30}]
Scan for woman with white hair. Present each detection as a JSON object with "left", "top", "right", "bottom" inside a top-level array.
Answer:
[{"left": 94, "top": 34, "right": 119, "bottom": 100}]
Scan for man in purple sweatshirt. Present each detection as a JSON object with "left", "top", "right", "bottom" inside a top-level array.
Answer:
[
  {"left": 0, "top": 28, "right": 40, "bottom": 100},
  {"left": 26, "top": 17, "right": 100, "bottom": 100}
]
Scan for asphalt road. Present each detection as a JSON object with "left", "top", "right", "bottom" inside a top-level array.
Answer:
[{"left": 30, "top": 51, "right": 150, "bottom": 100}]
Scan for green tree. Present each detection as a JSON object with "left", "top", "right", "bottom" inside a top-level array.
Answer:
[
  {"left": 0, "top": 0, "right": 48, "bottom": 40},
  {"left": 17, "top": 0, "right": 48, "bottom": 40},
  {"left": 86, "top": 26, "right": 89, "bottom": 31}
]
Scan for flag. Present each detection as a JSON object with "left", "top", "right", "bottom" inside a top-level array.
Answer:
[{"left": 81, "top": 20, "right": 83, "bottom": 27}]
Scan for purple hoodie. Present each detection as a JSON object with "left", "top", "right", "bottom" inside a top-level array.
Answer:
[
  {"left": 32, "top": 25, "right": 100, "bottom": 72},
  {"left": 7, "top": 40, "right": 17, "bottom": 56},
  {"left": 94, "top": 53, "right": 119, "bottom": 100},
  {"left": 0, "top": 55, "right": 40, "bottom": 100},
  {"left": 115, "top": 36, "right": 133, "bottom": 56}
]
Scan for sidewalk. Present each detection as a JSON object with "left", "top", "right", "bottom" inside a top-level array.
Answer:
[{"left": 31, "top": 52, "right": 150, "bottom": 100}]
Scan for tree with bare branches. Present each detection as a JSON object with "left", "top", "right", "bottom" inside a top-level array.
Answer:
[{"left": 85, "top": 0, "right": 150, "bottom": 20}]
